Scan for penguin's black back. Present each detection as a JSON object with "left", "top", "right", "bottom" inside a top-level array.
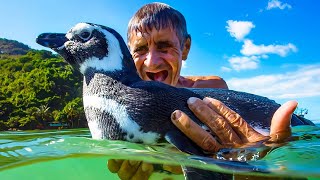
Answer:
[
  {"left": 123, "top": 80, "right": 314, "bottom": 138},
  {"left": 125, "top": 80, "right": 201, "bottom": 136},
  {"left": 124, "top": 80, "right": 272, "bottom": 136}
]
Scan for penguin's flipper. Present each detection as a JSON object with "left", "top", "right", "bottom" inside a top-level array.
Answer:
[
  {"left": 164, "top": 130, "right": 204, "bottom": 156},
  {"left": 164, "top": 130, "right": 272, "bottom": 179},
  {"left": 165, "top": 130, "right": 233, "bottom": 180},
  {"left": 189, "top": 156, "right": 269, "bottom": 173},
  {"left": 182, "top": 166, "right": 232, "bottom": 180}
]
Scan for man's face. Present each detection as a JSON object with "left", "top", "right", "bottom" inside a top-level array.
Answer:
[{"left": 128, "top": 27, "right": 185, "bottom": 86}]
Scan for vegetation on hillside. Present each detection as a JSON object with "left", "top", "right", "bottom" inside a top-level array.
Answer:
[
  {"left": 0, "top": 38, "right": 31, "bottom": 55},
  {"left": 0, "top": 49, "right": 86, "bottom": 130},
  {"left": 0, "top": 38, "right": 313, "bottom": 130}
]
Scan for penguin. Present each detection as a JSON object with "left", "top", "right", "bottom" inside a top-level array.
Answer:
[{"left": 36, "top": 22, "right": 314, "bottom": 179}]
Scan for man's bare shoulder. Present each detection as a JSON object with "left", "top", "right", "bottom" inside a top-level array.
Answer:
[{"left": 177, "top": 76, "right": 228, "bottom": 89}]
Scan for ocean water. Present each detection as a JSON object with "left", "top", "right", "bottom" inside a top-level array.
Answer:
[{"left": 0, "top": 125, "right": 319, "bottom": 180}]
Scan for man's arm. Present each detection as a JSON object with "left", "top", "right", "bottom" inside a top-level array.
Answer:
[
  {"left": 107, "top": 98, "right": 296, "bottom": 179},
  {"left": 177, "top": 76, "right": 229, "bottom": 89},
  {"left": 172, "top": 97, "right": 296, "bottom": 154},
  {"left": 175, "top": 75, "right": 294, "bottom": 151},
  {"left": 107, "top": 76, "right": 295, "bottom": 179}
]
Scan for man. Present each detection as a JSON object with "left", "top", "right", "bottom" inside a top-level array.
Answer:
[{"left": 108, "top": 2, "right": 296, "bottom": 179}]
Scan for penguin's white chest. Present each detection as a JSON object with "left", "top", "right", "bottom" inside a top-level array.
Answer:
[{"left": 83, "top": 95, "right": 160, "bottom": 144}]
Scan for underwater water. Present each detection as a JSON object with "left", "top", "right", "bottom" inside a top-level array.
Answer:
[{"left": 0, "top": 125, "right": 320, "bottom": 180}]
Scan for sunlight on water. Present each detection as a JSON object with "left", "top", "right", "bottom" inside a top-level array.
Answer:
[{"left": 0, "top": 125, "right": 320, "bottom": 179}]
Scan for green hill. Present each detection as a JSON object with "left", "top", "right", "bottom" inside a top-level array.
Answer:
[
  {"left": 0, "top": 38, "right": 31, "bottom": 55},
  {"left": 0, "top": 38, "right": 86, "bottom": 130}
]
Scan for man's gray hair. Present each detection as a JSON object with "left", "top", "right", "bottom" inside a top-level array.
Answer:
[{"left": 127, "top": 2, "right": 190, "bottom": 49}]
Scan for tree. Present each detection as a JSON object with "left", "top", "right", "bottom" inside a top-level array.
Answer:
[
  {"left": 0, "top": 49, "right": 84, "bottom": 130},
  {"left": 34, "top": 104, "right": 51, "bottom": 125},
  {"left": 63, "top": 97, "right": 86, "bottom": 128}
]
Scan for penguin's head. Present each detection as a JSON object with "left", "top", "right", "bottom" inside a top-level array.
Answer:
[{"left": 36, "top": 22, "right": 135, "bottom": 74}]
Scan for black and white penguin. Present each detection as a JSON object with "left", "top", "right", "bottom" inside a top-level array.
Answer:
[{"left": 36, "top": 22, "right": 314, "bottom": 178}]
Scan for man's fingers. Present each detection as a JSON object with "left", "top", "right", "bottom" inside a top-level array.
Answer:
[
  {"left": 107, "top": 159, "right": 123, "bottom": 173},
  {"left": 202, "top": 97, "right": 266, "bottom": 143},
  {"left": 269, "top": 100, "right": 297, "bottom": 142},
  {"left": 171, "top": 110, "right": 222, "bottom": 152},
  {"left": 187, "top": 97, "right": 242, "bottom": 145},
  {"left": 130, "top": 162, "right": 154, "bottom": 180},
  {"left": 162, "top": 164, "right": 183, "bottom": 174},
  {"left": 117, "top": 160, "right": 141, "bottom": 180}
]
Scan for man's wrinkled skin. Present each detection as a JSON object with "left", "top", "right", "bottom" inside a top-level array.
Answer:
[
  {"left": 107, "top": 97, "right": 297, "bottom": 180},
  {"left": 171, "top": 97, "right": 296, "bottom": 153},
  {"left": 177, "top": 76, "right": 228, "bottom": 89}
]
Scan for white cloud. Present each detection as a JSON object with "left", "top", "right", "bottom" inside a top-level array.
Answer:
[
  {"left": 223, "top": 20, "right": 297, "bottom": 72},
  {"left": 267, "top": 0, "right": 292, "bottom": 10},
  {"left": 226, "top": 20, "right": 255, "bottom": 41},
  {"left": 228, "top": 56, "right": 260, "bottom": 71},
  {"left": 241, "top": 39, "right": 298, "bottom": 57},
  {"left": 227, "top": 65, "right": 320, "bottom": 99},
  {"left": 261, "top": 54, "right": 269, "bottom": 59},
  {"left": 221, "top": 66, "right": 232, "bottom": 72}
]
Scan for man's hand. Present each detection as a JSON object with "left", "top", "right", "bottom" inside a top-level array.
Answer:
[
  {"left": 171, "top": 97, "right": 297, "bottom": 154},
  {"left": 107, "top": 159, "right": 153, "bottom": 180},
  {"left": 107, "top": 159, "right": 182, "bottom": 180},
  {"left": 107, "top": 97, "right": 297, "bottom": 179}
]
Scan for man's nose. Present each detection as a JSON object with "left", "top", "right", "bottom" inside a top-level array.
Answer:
[{"left": 144, "top": 49, "right": 162, "bottom": 68}]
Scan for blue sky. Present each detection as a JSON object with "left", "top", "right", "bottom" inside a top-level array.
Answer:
[{"left": 1, "top": 0, "right": 319, "bottom": 122}]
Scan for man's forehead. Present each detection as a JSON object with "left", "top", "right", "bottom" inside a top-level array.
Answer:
[
  {"left": 130, "top": 27, "right": 176, "bottom": 40},
  {"left": 128, "top": 32, "right": 144, "bottom": 47}
]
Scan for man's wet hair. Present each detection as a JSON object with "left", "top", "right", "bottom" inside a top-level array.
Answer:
[{"left": 127, "top": 2, "right": 190, "bottom": 49}]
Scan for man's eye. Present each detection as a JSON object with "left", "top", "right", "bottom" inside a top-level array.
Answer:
[
  {"left": 134, "top": 46, "right": 148, "bottom": 53},
  {"left": 157, "top": 42, "right": 171, "bottom": 52},
  {"left": 79, "top": 31, "right": 91, "bottom": 40},
  {"left": 158, "top": 46, "right": 168, "bottom": 53}
]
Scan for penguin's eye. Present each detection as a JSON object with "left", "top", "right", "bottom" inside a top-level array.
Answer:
[{"left": 79, "top": 31, "right": 91, "bottom": 40}]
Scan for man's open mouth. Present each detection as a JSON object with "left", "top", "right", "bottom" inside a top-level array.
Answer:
[{"left": 146, "top": 70, "right": 168, "bottom": 82}]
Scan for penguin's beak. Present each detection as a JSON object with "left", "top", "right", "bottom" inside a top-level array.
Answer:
[{"left": 36, "top": 33, "right": 68, "bottom": 49}]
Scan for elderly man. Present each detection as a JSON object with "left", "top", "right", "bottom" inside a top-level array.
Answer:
[{"left": 108, "top": 2, "right": 296, "bottom": 179}]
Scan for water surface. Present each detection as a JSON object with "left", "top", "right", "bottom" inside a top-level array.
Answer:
[{"left": 0, "top": 125, "right": 319, "bottom": 179}]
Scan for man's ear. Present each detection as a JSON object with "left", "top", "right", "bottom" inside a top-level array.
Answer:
[{"left": 182, "top": 35, "right": 191, "bottom": 60}]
